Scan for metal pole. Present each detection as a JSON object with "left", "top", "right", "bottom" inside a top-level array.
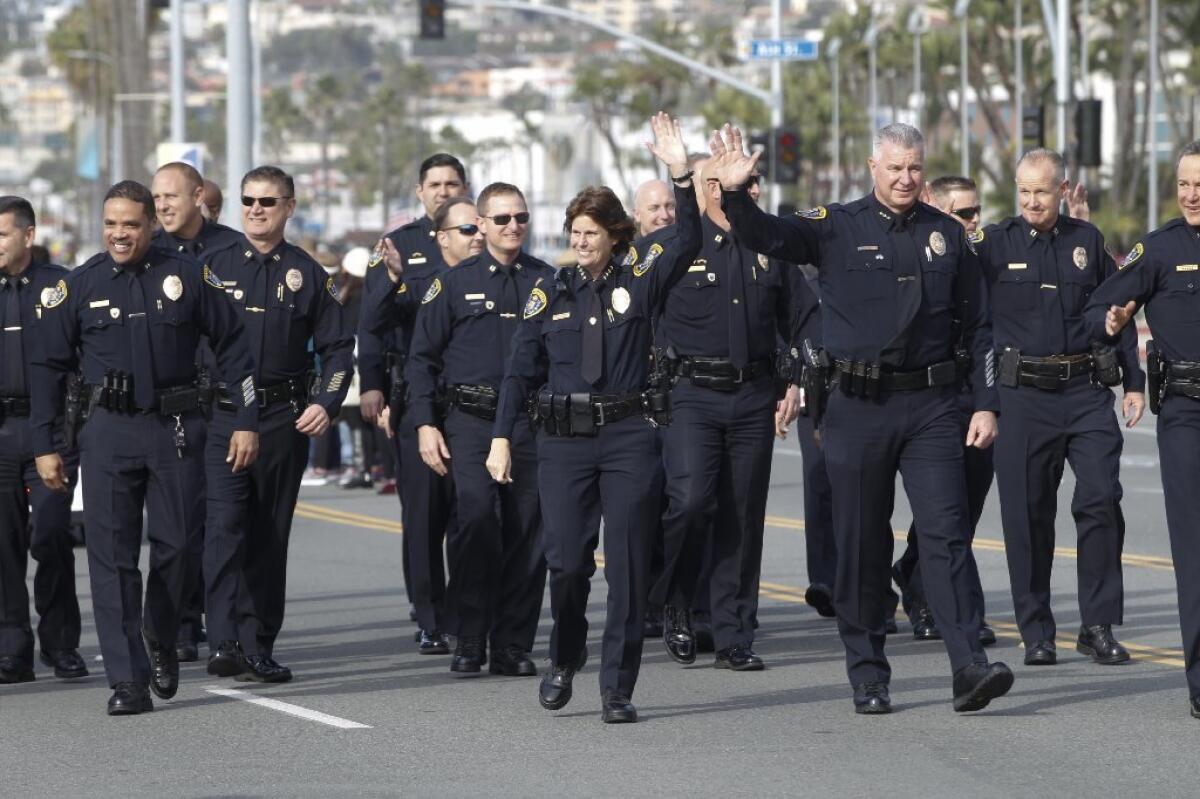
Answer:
[
  {"left": 1148, "top": 0, "right": 1159, "bottom": 228},
  {"left": 252, "top": 0, "right": 262, "bottom": 164},
  {"left": 829, "top": 38, "right": 841, "bottom": 201},
  {"left": 112, "top": 100, "right": 124, "bottom": 180},
  {"left": 1079, "top": 0, "right": 1089, "bottom": 97},
  {"left": 957, "top": 0, "right": 971, "bottom": 176},
  {"left": 1014, "top": 0, "right": 1023, "bottom": 215},
  {"left": 1055, "top": 0, "right": 1068, "bottom": 156},
  {"left": 169, "top": 0, "right": 185, "bottom": 142},
  {"left": 913, "top": 28, "right": 922, "bottom": 133},
  {"left": 226, "top": 0, "right": 253, "bottom": 232},
  {"left": 867, "top": 22, "right": 878, "bottom": 132},
  {"left": 769, "top": 0, "right": 782, "bottom": 212}
]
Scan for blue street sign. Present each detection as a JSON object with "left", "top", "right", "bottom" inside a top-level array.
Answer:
[{"left": 746, "top": 38, "right": 819, "bottom": 61}]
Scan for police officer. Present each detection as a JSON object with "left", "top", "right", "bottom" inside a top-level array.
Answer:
[
  {"left": 201, "top": 179, "right": 224, "bottom": 222},
  {"left": 487, "top": 113, "right": 699, "bottom": 723},
  {"left": 654, "top": 156, "right": 801, "bottom": 671},
  {"left": 203, "top": 166, "right": 353, "bottom": 683},
  {"left": 406, "top": 183, "right": 551, "bottom": 676},
  {"left": 714, "top": 123, "right": 1013, "bottom": 714},
  {"left": 358, "top": 153, "right": 468, "bottom": 645},
  {"left": 31, "top": 181, "right": 259, "bottom": 715},
  {"left": 1085, "top": 139, "right": 1200, "bottom": 718},
  {"left": 974, "top": 148, "right": 1144, "bottom": 667},
  {"left": 0, "top": 196, "right": 86, "bottom": 684}
]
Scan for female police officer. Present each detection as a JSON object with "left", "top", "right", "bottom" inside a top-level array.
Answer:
[{"left": 485, "top": 113, "right": 699, "bottom": 723}]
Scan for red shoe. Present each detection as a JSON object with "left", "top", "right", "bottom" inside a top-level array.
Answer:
[{"left": 376, "top": 479, "right": 397, "bottom": 495}]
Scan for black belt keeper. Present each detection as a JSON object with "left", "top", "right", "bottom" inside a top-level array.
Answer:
[
  {"left": 0, "top": 396, "right": 31, "bottom": 417},
  {"left": 676, "top": 356, "right": 773, "bottom": 392},
  {"left": 447, "top": 384, "right": 499, "bottom": 421}
]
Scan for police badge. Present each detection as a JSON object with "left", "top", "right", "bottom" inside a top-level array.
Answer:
[
  {"left": 285, "top": 268, "right": 304, "bottom": 292},
  {"left": 162, "top": 275, "right": 183, "bottom": 301},
  {"left": 929, "top": 231, "right": 946, "bottom": 257},
  {"left": 1073, "top": 246, "right": 1088, "bottom": 270},
  {"left": 611, "top": 287, "right": 631, "bottom": 314},
  {"left": 757, "top": 253, "right": 770, "bottom": 271}
]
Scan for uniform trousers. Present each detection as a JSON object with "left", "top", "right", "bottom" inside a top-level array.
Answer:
[
  {"left": 796, "top": 413, "right": 836, "bottom": 590},
  {"left": 397, "top": 409, "right": 451, "bottom": 631}
]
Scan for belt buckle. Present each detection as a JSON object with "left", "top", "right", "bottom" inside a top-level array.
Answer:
[{"left": 594, "top": 401, "right": 607, "bottom": 427}]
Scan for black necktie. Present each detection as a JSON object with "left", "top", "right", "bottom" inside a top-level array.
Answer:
[
  {"left": 244, "top": 258, "right": 268, "bottom": 372},
  {"left": 581, "top": 278, "right": 604, "bottom": 386},
  {"left": 126, "top": 270, "right": 156, "bottom": 410},
  {"left": 501, "top": 270, "right": 520, "bottom": 364},
  {"left": 2, "top": 280, "right": 25, "bottom": 395},
  {"left": 728, "top": 248, "right": 750, "bottom": 368}
]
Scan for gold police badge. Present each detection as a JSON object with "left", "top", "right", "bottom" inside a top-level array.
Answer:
[
  {"left": 285, "top": 268, "right": 304, "bottom": 292},
  {"left": 611, "top": 287, "right": 631, "bottom": 314},
  {"left": 757, "top": 254, "right": 770, "bottom": 271},
  {"left": 1073, "top": 246, "right": 1088, "bottom": 270},
  {"left": 162, "top": 275, "right": 183, "bottom": 301},
  {"left": 929, "top": 231, "right": 946, "bottom": 256}
]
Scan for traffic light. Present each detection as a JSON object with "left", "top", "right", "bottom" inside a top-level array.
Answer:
[
  {"left": 1076, "top": 99, "right": 1102, "bottom": 167},
  {"left": 749, "top": 132, "right": 770, "bottom": 179},
  {"left": 1022, "top": 106, "right": 1045, "bottom": 148},
  {"left": 775, "top": 128, "right": 800, "bottom": 184},
  {"left": 419, "top": 0, "right": 445, "bottom": 39}
]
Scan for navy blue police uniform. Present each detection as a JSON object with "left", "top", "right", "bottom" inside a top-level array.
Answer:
[
  {"left": 722, "top": 190, "right": 1001, "bottom": 703},
  {"left": 0, "top": 261, "right": 84, "bottom": 681},
  {"left": 1084, "top": 220, "right": 1200, "bottom": 708},
  {"left": 203, "top": 238, "right": 352, "bottom": 675},
  {"left": 406, "top": 250, "right": 553, "bottom": 671},
  {"left": 30, "top": 248, "right": 257, "bottom": 695},
  {"left": 494, "top": 183, "right": 700, "bottom": 710},
  {"left": 153, "top": 218, "right": 242, "bottom": 260},
  {"left": 975, "top": 214, "right": 1143, "bottom": 659},
  {"left": 358, "top": 217, "right": 452, "bottom": 636}
]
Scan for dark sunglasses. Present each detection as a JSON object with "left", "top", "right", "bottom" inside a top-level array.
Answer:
[
  {"left": 241, "top": 195, "right": 291, "bottom": 208},
  {"left": 441, "top": 223, "right": 479, "bottom": 236},
  {"left": 484, "top": 212, "right": 530, "bottom": 226},
  {"left": 951, "top": 205, "right": 981, "bottom": 220}
]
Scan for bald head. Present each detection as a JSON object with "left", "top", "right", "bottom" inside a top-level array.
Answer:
[
  {"left": 632, "top": 179, "right": 676, "bottom": 236},
  {"left": 201, "top": 179, "right": 223, "bottom": 221}
]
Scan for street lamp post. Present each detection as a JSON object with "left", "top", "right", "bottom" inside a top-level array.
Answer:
[
  {"left": 1148, "top": 0, "right": 1159, "bottom": 228},
  {"left": 226, "top": 0, "right": 253, "bottom": 232},
  {"left": 169, "top": 0, "right": 185, "bottom": 142},
  {"left": 955, "top": 0, "right": 971, "bottom": 176},
  {"left": 866, "top": 20, "right": 879, "bottom": 131},
  {"left": 908, "top": 4, "right": 927, "bottom": 133},
  {"left": 1014, "top": 0, "right": 1023, "bottom": 215},
  {"left": 828, "top": 37, "right": 842, "bottom": 201}
]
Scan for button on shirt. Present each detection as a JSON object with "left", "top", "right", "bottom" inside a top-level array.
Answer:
[
  {"left": 975, "top": 214, "right": 1144, "bottom": 391},
  {"left": 721, "top": 190, "right": 998, "bottom": 412},
  {"left": 30, "top": 248, "right": 259, "bottom": 454},
  {"left": 1084, "top": 219, "right": 1200, "bottom": 364},
  {"left": 406, "top": 251, "right": 554, "bottom": 429}
]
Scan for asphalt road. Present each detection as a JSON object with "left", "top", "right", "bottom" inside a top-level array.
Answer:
[{"left": 1, "top": 410, "right": 1196, "bottom": 798}]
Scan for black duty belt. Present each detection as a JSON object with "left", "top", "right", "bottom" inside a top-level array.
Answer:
[
  {"left": 446, "top": 383, "right": 498, "bottom": 421},
  {"left": 216, "top": 377, "right": 307, "bottom": 412},
  {"left": 535, "top": 389, "right": 649, "bottom": 437},
  {"left": 0, "top": 395, "right": 31, "bottom": 417},
  {"left": 85, "top": 383, "right": 201, "bottom": 416},
  {"left": 1017, "top": 353, "right": 1093, "bottom": 389},
  {"left": 1165, "top": 360, "right": 1200, "bottom": 401},
  {"left": 676, "top": 356, "right": 772, "bottom": 391},
  {"left": 833, "top": 358, "right": 959, "bottom": 396}
]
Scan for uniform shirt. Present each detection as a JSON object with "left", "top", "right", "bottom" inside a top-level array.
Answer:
[
  {"left": 206, "top": 237, "right": 354, "bottom": 418},
  {"left": 406, "top": 250, "right": 554, "bottom": 429},
  {"left": 357, "top": 216, "right": 444, "bottom": 394},
  {"left": 974, "top": 214, "right": 1144, "bottom": 391},
  {"left": 493, "top": 183, "right": 701, "bottom": 439},
  {"left": 793, "top": 264, "right": 822, "bottom": 346},
  {"left": 658, "top": 214, "right": 799, "bottom": 365},
  {"left": 152, "top": 218, "right": 242, "bottom": 260},
  {"left": 0, "top": 261, "right": 69, "bottom": 397},
  {"left": 30, "top": 247, "right": 258, "bottom": 454},
  {"left": 722, "top": 190, "right": 998, "bottom": 413},
  {"left": 1084, "top": 219, "right": 1200, "bottom": 364}
]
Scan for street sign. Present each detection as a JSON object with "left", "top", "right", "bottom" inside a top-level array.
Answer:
[{"left": 744, "top": 38, "right": 819, "bottom": 61}]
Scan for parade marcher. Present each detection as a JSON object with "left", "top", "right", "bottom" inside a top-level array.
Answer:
[
  {"left": 654, "top": 156, "right": 801, "bottom": 671},
  {"left": 487, "top": 113, "right": 699, "bottom": 723},
  {"left": 406, "top": 183, "right": 552, "bottom": 676},
  {"left": 714, "top": 123, "right": 1013, "bottom": 714},
  {"left": 202, "top": 166, "right": 353, "bottom": 683},
  {"left": 0, "top": 196, "right": 86, "bottom": 684},
  {"left": 358, "top": 154, "right": 468, "bottom": 643},
  {"left": 31, "top": 181, "right": 260, "bottom": 715},
  {"left": 1086, "top": 140, "right": 1200, "bottom": 717},
  {"left": 889, "top": 175, "right": 995, "bottom": 645},
  {"left": 201, "top": 179, "right": 224, "bottom": 222},
  {"left": 975, "top": 149, "right": 1144, "bottom": 667}
]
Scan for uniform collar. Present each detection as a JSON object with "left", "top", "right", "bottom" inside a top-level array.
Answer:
[
  {"left": 1018, "top": 215, "right": 1060, "bottom": 247},
  {"left": 109, "top": 250, "right": 155, "bottom": 278},
  {"left": 487, "top": 250, "right": 525, "bottom": 275},
  {"left": 868, "top": 193, "right": 919, "bottom": 232},
  {"left": 244, "top": 240, "right": 288, "bottom": 265},
  {"left": 703, "top": 214, "right": 733, "bottom": 250}
]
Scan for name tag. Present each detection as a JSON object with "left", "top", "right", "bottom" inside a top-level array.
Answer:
[
  {"left": 688, "top": 263, "right": 706, "bottom": 272},
  {"left": 89, "top": 299, "right": 111, "bottom": 308},
  {"left": 1177, "top": 264, "right": 1198, "bottom": 272},
  {"left": 464, "top": 293, "right": 485, "bottom": 300},
  {"left": 1040, "top": 283, "right": 1057, "bottom": 289},
  {"left": 856, "top": 245, "right": 879, "bottom": 251},
  {"left": 552, "top": 312, "right": 571, "bottom": 321},
  {"left": 1008, "top": 263, "right": 1027, "bottom": 270},
  {"left": 408, "top": 257, "right": 427, "bottom": 265}
]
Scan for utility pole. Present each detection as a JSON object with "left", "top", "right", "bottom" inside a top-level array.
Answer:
[
  {"left": 955, "top": 0, "right": 971, "bottom": 176},
  {"left": 1148, "top": 0, "right": 1159, "bottom": 228},
  {"left": 169, "top": 0, "right": 185, "bottom": 142},
  {"left": 226, "top": 0, "right": 253, "bottom": 231},
  {"left": 828, "top": 37, "right": 841, "bottom": 201},
  {"left": 1014, "top": 0, "right": 1023, "bottom": 215}
]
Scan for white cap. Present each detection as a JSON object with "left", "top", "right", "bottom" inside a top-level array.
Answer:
[{"left": 342, "top": 246, "right": 371, "bottom": 278}]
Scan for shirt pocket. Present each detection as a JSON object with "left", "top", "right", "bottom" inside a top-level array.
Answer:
[
  {"left": 542, "top": 314, "right": 581, "bottom": 365},
  {"left": 844, "top": 252, "right": 894, "bottom": 302},
  {"left": 669, "top": 272, "right": 721, "bottom": 326},
  {"left": 1057, "top": 266, "right": 1096, "bottom": 317},
  {"left": 921, "top": 258, "right": 957, "bottom": 312},
  {"left": 82, "top": 306, "right": 125, "bottom": 330},
  {"left": 995, "top": 266, "right": 1039, "bottom": 312}
]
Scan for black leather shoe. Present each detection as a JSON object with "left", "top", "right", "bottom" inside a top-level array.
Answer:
[
  {"left": 206, "top": 641, "right": 246, "bottom": 678},
  {"left": 695, "top": 628, "right": 715, "bottom": 654},
  {"left": 979, "top": 622, "right": 997, "bottom": 647},
  {"left": 1076, "top": 624, "right": 1130, "bottom": 665},
  {"left": 1191, "top": 696, "right": 1200, "bottom": 719},
  {"left": 662, "top": 605, "right": 696, "bottom": 664},
  {"left": 489, "top": 644, "right": 537, "bottom": 676},
  {"left": 144, "top": 637, "right": 179, "bottom": 699},
  {"left": 714, "top": 644, "right": 765, "bottom": 671},
  {"left": 804, "top": 583, "right": 836, "bottom": 618},
  {"left": 601, "top": 692, "right": 638, "bottom": 723},
  {"left": 417, "top": 629, "right": 450, "bottom": 655},
  {"left": 853, "top": 682, "right": 892, "bottom": 714},
  {"left": 1023, "top": 641, "right": 1057, "bottom": 666},
  {"left": 449, "top": 636, "right": 486, "bottom": 676},
  {"left": 40, "top": 649, "right": 88, "bottom": 679},
  {"left": 0, "top": 655, "right": 35, "bottom": 683},
  {"left": 911, "top": 605, "right": 942, "bottom": 641},
  {"left": 884, "top": 618, "right": 898, "bottom": 635},
  {"left": 107, "top": 682, "right": 153, "bottom": 716},
  {"left": 196, "top": 625, "right": 208, "bottom": 644},
  {"left": 236, "top": 654, "right": 293, "bottom": 683},
  {"left": 175, "top": 640, "right": 199, "bottom": 663},
  {"left": 952, "top": 662, "right": 1015, "bottom": 712},
  {"left": 539, "top": 663, "right": 576, "bottom": 710},
  {"left": 643, "top": 610, "right": 664, "bottom": 638}
]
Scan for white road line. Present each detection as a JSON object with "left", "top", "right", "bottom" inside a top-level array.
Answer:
[{"left": 205, "top": 686, "right": 372, "bottom": 729}]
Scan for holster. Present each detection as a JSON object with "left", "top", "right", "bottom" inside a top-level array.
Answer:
[
  {"left": 774, "top": 349, "right": 796, "bottom": 401},
  {"left": 642, "top": 386, "right": 671, "bottom": 426},
  {"left": 999, "top": 347, "right": 1020, "bottom": 388},
  {"left": 799, "top": 340, "right": 830, "bottom": 425},
  {"left": 568, "top": 393, "right": 596, "bottom": 436},
  {"left": 387, "top": 363, "right": 407, "bottom": 436},
  {"left": 1147, "top": 340, "right": 1164, "bottom": 415},
  {"left": 196, "top": 367, "right": 214, "bottom": 421},
  {"left": 1090, "top": 341, "right": 1122, "bottom": 387},
  {"left": 64, "top": 372, "right": 83, "bottom": 450}
]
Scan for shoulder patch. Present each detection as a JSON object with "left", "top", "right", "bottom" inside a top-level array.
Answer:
[
  {"left": 968, "top": 229, "right": 985, "bottom": 245},
  {"left": 633, "top": 243, "right": 663, "bottom": 278},
  {"left": 524, "top": 287, "right": 548, "bottom": 319},
  {"left": 1120, "top": 242, "right": 1144, "bottom": 270},
  {"left": 422, "top": 277, "right": 443, "bottom": 304},
  {"left": 203, "top": 265, "right": 225, "bottom": 289},
  {"left": 42, "top": 279, "right": 68, "bottom": 309},
  {"left": 621, "top": 246, "right": 638, "bottom": 268},
  {"left": 797, "top": 206, "right": 827, "bottom": 220},
  {"left": 326, "top": 276, "right": 342, "bottom": 304}
]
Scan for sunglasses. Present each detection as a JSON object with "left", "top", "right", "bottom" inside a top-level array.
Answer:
[
  {"left": 483, "top": 212, "right": 530, "bottom": 226},
  {"left": 241, "top": 195, "right": 291, "bottom": 208},
  {"left": 951, "top": 205, "right": 981, "bottom": 220},
  {"left": 441, "top": 223, "right": 479, "bottom": 236}
]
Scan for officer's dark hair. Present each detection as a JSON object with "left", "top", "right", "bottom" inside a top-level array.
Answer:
[
  {"left": 0, "top": 195, "right": 35, "bottom": 229},
  {"left": 418, "top": 153, "right": 466, "bottom": 186},
  {"left": 432, "top": 196, "right": 477, "bottom": 231},
  {"left": 155, "top": 161, "right": 204, "bottom": 192},
  {"left": 241, "top": 165, "right": 295, "bottom": 198},
  {"left": 928, "top": 176, "right": 977, "bottom": 204},
  {"left": 1177, "top": 140, "right": 1200, "bottom": 169},
  {"left": 476, "top": 182, "right": 526, "bottom": 217},
  {"left": 1016, "top": 148, "right": 1066, "bottom": 184},
  {"left": 104, "top": 180, "right": 156, "bottom": 221},
  {"left": 563, "top": 186, "right": 635, "bottom": 252}
]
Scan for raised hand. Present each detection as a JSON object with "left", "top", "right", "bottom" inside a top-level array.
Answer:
[
  {"left": 1067, "top": 182, "right": 1090, "bottom": 221},
  {"left": 645, "top": 112, "right": 689, "bottom": 175},
  {"left": 707, "top": 124, "right": 761, "bottom": 191}
]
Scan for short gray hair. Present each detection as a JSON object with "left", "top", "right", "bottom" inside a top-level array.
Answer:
[
  {"left": 872, "top": 123, "right": 924, "bottom": 157},
  {"left": 1016, "top": 148, "right": 1066, "bottom": 184},
  {"left": 1177, "top": 139, "right": 1200, "bottom": 170}
]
